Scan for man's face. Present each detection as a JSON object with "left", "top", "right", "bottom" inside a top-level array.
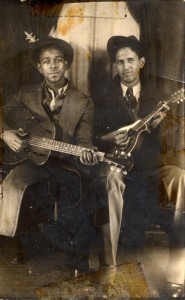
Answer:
[
  {"left": 37, "top": 47, "right": 67, "bottom": 86},
  {"left": 115, "top": 47, "right": 145, "bottom": 87}
]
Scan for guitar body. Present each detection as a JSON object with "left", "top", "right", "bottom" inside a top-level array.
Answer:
[
  {"left": 25, "top": 119, "right": 55, "bottom": 165},
  {"left": 1, "top": 110, "right": 55, "bottom": 165}
]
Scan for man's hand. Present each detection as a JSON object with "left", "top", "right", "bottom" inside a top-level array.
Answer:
[
  {"left": 101, "top": 129, "right": 129, "bottom": 148},
  {"left": 1, "top": 128, "right": 28, "bottom": 152},
  {"left": 150, "top": 102, "right": 170, "bottom": 129},
  {"left": 80, "top": 149, "right": 99, "bottom": 165}
]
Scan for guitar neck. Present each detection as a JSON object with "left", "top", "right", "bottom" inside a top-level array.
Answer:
[
  {"left": 136, "top": 88, "right": 184, "bottom": 131},
  {"left": 29, "top": 136, "right": 106, "bottom": 162}
]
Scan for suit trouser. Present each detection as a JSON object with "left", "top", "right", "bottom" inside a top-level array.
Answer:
[
  {"left": 159, "top": 166, "right": 185, "bottom": 285},
  {"left": 0, "top": 158, "right": 81, "bottom": 237},
  {"left": 96, "top": 164, "right": 185, "bottom": 283}
]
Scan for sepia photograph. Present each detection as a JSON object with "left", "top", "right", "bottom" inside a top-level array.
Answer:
[{"left": 0, "top": 0, "right": 184, "bottom": 299}]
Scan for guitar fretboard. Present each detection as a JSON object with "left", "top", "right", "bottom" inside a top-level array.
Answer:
[
  {"left": 29, "top": 136, "right": 90, "bottom": 157},
  {"left": 28, "top": 136, "right": 120, "bottom": 167}
]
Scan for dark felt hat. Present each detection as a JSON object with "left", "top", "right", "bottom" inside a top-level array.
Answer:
[
  {"left": 107, "top": 35, "right": 143, "bottom": 61},
  {"left": 31, "top": 37, "right": 74, "bottom": 68}
]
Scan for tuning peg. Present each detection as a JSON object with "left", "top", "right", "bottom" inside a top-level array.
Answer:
[
  {"left": 120, "top": 151, "right": 125, "bottom": 156},
  {"left": 114, "top": 150, "right": 119, "bottom": 156}
]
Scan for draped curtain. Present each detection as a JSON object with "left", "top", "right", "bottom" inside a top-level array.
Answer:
[{"left": 0, "top": 0, "right": 61, "bottom": 101}]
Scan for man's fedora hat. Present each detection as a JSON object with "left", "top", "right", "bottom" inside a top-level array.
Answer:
[
  {"left": 31, "top": 36, "right": 74, "bottom": 68},
  {"left": 107, "top": 35, "right": 143, "bottom": 61}
]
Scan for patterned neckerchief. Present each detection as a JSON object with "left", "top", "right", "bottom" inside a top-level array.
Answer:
[{"left": 43, "top": 79, "right": 69, "bottom": 115}]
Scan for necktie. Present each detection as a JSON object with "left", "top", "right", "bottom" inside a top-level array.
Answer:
[{"left": 125, "top": 87, "right": 137, "bottom": 110}]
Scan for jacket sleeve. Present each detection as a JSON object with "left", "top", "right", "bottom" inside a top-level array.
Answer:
[
  {"left": 0, "top": 88, "right": 25, "bottom": 135},
  {"left": 74, "top": 96, "right": 94, "bottom": 149}
]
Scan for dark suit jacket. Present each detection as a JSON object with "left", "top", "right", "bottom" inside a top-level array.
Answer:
[
  {"left": 94, "top": 75, "right": 167, "bottom": 171},
  {"left": 2, "top": 81, "right": 94, "bottom": 150}
]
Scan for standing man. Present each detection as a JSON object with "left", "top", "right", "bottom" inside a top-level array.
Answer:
[
  {"left": 0, "top": 37, "right": 96, "bottom": 269},
  {"left": 94, "top": 36, "right": 184, "bottom": 296}
]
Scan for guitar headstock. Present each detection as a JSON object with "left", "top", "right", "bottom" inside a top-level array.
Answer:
[
  {"left": 170, "top": 88, "right": 185, "bottom": 104},
  {"left": 104, "top": 152, "right": 133, "bottom": 174}
]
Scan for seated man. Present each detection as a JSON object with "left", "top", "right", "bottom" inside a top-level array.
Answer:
[
  {"left": 94, "top": 35, "right": 185, "bottom": 296},
  {"left": 0, "top": 36, "right": 96, "bottom": 270}
]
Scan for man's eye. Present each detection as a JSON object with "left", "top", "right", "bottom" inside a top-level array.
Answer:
[
  {"left": 128, "top": 58, "right": 135, "bottom": 63},
  {"left": 56, "top": 58, "right": 63, "bottom": 63},
  {"left": 116, "top": 60, "right": 124, "bottom": 65},
  {"left": 43, "top": 60, "right": 50, "bottom": 64}
]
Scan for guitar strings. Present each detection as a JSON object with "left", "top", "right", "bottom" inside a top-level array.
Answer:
[{"left": 27, "top": 136, "right": 122, "bottom": 169}]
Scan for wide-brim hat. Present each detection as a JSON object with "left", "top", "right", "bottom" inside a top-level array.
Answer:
[
  {"left": 107, "top": 35, "right": 143, "bottom": 61},
  {"left": 31, "top": 36, "right": 74, "bottom": 68}
]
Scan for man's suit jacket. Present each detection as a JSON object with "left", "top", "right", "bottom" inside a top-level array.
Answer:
[
  {"left": 2, "top": 81, "right": 94, "bottom": 150},
  {"left": 0, "top": 81, "right": 94, "bottom": 237},
  {"left": 94, "top": 75, "right": 167, "bottom": 172}
]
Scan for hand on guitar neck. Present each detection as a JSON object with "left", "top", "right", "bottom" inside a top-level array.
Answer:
[
  {"left": 80, "top": 147, "right": 99, "bottom": 165},
  {"left": 1, "top": 128, "right": 28, "bottom": 153},
  {"left": 150, "top": 101, "right": 170, "bottom": 129}
]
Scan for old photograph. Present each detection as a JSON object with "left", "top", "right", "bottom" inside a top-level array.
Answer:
[{"left": 0, "top": 0, "right": 184, "bottom": 299}]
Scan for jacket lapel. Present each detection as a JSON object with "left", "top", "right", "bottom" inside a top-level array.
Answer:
[
  {"left": 26, "top": 82, "right": 50, "bottom": 122},
  {"left": 58, "top": 86, "right": 86, "bottom": 141}
]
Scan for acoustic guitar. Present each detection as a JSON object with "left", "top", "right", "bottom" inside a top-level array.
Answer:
[{"left": 1, "top": 110, "right": 131, "bottom": 174}]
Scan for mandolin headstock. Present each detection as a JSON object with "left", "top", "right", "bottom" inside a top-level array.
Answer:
[{"left": 170, "top": 88, "right": 185, "bottom": 104}]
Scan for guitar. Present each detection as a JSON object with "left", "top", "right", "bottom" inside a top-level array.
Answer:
[
  {"left": 112, "top": 88, "right": 185, "bottom": 164},
  {"left": 1, "top": 113, "right": 131, "bottom": 174}
]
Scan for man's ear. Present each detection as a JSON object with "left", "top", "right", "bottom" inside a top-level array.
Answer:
[
  {"left": 140, "top": 57, "right": 145, "bottom": 68},
  {"left": 37, "top": 63, "right": 42, "bottom": 74},
  {"left": 64, "top": 60, "right": 68, "bottom": 70}
]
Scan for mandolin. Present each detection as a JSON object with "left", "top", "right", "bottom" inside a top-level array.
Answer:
[{"left": 112, "top": 88, "right": 185, "bottom": 164}]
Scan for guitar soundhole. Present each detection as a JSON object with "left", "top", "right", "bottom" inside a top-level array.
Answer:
[{"left": 128, "top": 129, "right": 135, "bottom": 136}]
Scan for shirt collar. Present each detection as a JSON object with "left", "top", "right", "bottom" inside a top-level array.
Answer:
[
  {"left": 45, "top": 79, "right": 69, "bottom": 101},
  {"left": 121, "top": 82, "right": 141, "bottom": 101}
]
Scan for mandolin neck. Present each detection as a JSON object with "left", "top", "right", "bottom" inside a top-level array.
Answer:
[{"left": 133, "top": 89, "right": 184, "bottom": 132}]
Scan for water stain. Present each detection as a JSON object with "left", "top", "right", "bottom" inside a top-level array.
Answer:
[
  {"left": 35, "top": 262, "right": 149, "bottom": 299},
  {"left": 86, "top": 52, "right": 91, "bottom": 60},
  {"left": 58, "top": 5, "right": 85, "bottom": 36}
]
